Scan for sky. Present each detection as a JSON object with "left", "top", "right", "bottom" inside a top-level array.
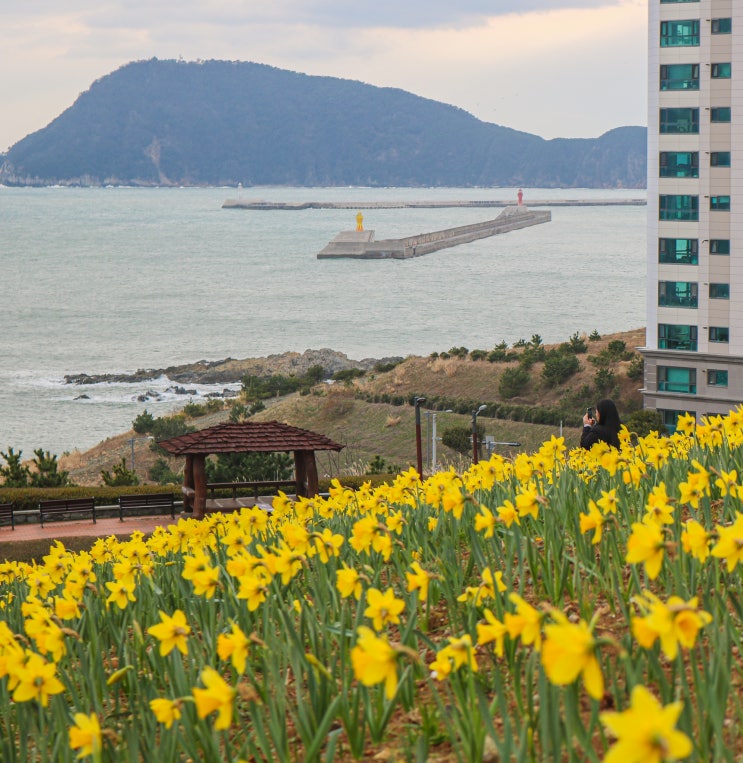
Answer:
[{"left": 0, "top": 0, "right": 647, "bottom": 153}]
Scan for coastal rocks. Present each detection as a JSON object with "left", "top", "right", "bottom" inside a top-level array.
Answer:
[{"left": 64, "top": 349, "right": 404, "bottom": 386}]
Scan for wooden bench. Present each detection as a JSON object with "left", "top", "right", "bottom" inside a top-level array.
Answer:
[
  {"left": 38, "top": 498, "right": 96, "bottom": 527},
  {"left": 0, "top": 502, "right": 15, "bottom": 530},
  {"left": 118, "top": 493, "right": 175, "bottom": 521}
]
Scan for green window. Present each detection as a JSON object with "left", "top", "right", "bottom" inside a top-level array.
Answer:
[
  {"left": 660, "top": 152, "right": 698, "bottom": 177},
  {"left": 658, "top": 324, "right": 698, "bottom": 351},
  {"left": 659, "top": 238, "right": 698, "bottom": 264},
  {"left": 710, "top": 195, "right": 730, "bottom": 211},
  {"left": 659, "top": 409, "right": 696, "bottom": 434},
  {"left": 710, "top": 152, "right": 731, "bottom": 167},
  {"left": 709, "top": 326, "right": 729, "bottom": 343},
  {"left": 660, "top": 108, "right": 699, "bottom": 133},
  {"left": 710, "top": 239, "right": 730, "bottom": 254},
  {"left": 658, "top": 367, "right": 696, "bottom": 394},
  {"left": 660, "top": 64, "right": 699, "bottom": 90},
  {"left": 661, "top": 19, "right": 700, "bottom": 46},
  {"left": 659, "top": 281, "right": 698, "bottom": 308},
  {"left": 710, "top": 107, "right": 731, "bottom": 123},
  {"left": 711, "top": 18, "right": 732, "bottom": 34},
  {"left": 708, "top": 369, "right": 728, "bottom": 387},
  {"left": 659, "top": 195, "right": 699, "bottom": 221},
  {"left": 709, "top": 283, "right": 730, "bottom": 299},
  {"left": 712, "top": 63, "right": 732, "bottom": 79}
]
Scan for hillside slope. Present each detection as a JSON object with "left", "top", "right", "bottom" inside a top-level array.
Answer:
[
  {"left": 59, "top": 329, "right": 645, "bottom": 485},
  {"left": 1, "top": 58, "right": 646, "bottom": 188}
]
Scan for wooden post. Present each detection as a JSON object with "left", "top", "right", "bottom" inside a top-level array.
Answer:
[
  {"left": 183, "top": 455, "right": 195, "bottom": 512},
  {"left": 295, "top": 450, "right": 319, "bottom": 497},
  {"left": 193, "top": 454, "right": 207, "bottom": 520}
]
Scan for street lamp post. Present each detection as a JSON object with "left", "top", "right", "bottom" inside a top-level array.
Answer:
[
  {"left": 414, "top": 396, "right": 426, "bottom": 477},
  {"left": 471, "top": 404, "right": 487, "bottom": 464}
]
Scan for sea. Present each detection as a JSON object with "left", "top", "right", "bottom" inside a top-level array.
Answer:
[{"left": 0, "top": 186, "right": 647, "bottom": 458}]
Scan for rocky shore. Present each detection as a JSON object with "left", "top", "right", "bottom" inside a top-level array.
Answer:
[{"left": 64, "top": 348, "right": 404, "bottom": 386}]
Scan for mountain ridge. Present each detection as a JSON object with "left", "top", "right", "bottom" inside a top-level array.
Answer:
[{"left": 0, "top": 58, "right": 647, "bottom": 188}]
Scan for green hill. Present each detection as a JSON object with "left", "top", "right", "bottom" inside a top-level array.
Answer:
[{"left": 1, "top": 58, "right": 646, "bottom": 188}]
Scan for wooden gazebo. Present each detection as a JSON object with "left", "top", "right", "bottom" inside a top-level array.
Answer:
[{"left": 158, "top": 421, "right": 343, "bottom": 519}]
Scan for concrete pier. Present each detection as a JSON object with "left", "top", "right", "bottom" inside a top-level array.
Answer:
[
  {"left": 317, "top": 206, "right": 551, "bottom": 260},
  {"left": 223, "top": 198, "right": 644, "bottom": 210}
]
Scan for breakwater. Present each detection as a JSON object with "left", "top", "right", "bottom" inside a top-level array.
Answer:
[
  {"left": 223, "top": 198, "right": 644, "bottom": 210},
  {"left": 317, "top": 206, "right": 551, "bottom": 260}
]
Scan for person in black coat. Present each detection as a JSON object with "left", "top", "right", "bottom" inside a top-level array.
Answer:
[{"left": 580, "top": 398, "right": 621, "bottom": 450}]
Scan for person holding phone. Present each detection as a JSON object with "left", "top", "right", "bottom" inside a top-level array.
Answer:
[{"left": 580, "top": 398, "right": 621, "bottom": 450}]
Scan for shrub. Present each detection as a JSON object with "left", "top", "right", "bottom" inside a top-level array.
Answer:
[
  {"left": 0, "top": 447, "right": 31, "bottom": 487},
  {"left": 499, "top": 366, "right": 530, "bottom": 399},
  {"left": 589, "top": 329, "right": 601, "bottom": 341},
  {"left": 627, "top": 355, "right": 644, "bottom": 380},
  {"left": 100, "top": 457, "right": 139, "bottom": 487},
  {"left": 567, "top": 332, "right": 588, "bottom": 354},
  {"left": 625, "top": 408, "right": 667, "bottom": 437},
  {"left": 594, "top": 367, "right": 616, "bottom": 395},
  {"left": 469, "top": 349, "right": 488, "bottom": 361},
  {"left": 29, "top": 449, "right": 72, "bottom": 488},
  {"left": 542, "top": 350, "right": 579, "bottom": 387},
  {"left": 132, "top": 409, "right": 155, "bottom": 434},
  {"left": 606, "top": 340, "right": 627, "bottom": 359},
  {"left": 149, "top": 457, "right": 181, "bottom": 485},
  {"left": 441, "top": 425, "right": 484, "bottom": 455}
]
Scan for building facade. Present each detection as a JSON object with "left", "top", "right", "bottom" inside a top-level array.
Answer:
[{"left": 643, "top": 0, "right": 743, "bottom": 431}]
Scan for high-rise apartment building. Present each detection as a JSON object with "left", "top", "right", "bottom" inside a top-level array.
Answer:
[{"left": 642, "top": 0, "right": 743, "bottom": 431}]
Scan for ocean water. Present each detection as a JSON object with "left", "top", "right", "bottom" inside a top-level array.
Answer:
[{"left": 0, "top": 186, "right": 647, "bottom": 457}]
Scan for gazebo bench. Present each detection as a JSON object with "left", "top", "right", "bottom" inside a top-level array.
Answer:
[
  {"left": 118, "top": 493, "right": 175, "bottom": 521},
  {"left": 38, "top": 498, "right": 96, "bottom": 527}
]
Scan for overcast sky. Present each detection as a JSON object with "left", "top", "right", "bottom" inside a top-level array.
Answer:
[{"left": 0, "top": 0, "right": 647, "bottom": 152}]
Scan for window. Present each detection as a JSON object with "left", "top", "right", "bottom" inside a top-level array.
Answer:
[
  {"left": 660, "top": 64, "right": 699, "bottom": 90},
  {"left": 710, "top": 195, "right": 731, "bottom": 211},
  {"left": 658, "top": 324, "right": 698, "bottom": 351},
  {"left": 661, "top": 20, "right": 700, "bottom": 46},
  {"left": 660, "top": 152, "right": 698, "bottom": 178},
  {"left": 659, "top": 281, "right": 698, "bottom": 308},
  {"left": 658, "top": 367, "right": 697, "bottom": 394},
  {"left": 659, "top": 195, "right": 699, "bottom": 221},
  {"left": 660, "top": 108, "right": 699, "bottom": 133},
  {"left": 710, "top": 239, "right": 730, "bottom": 255},
  {"left": 708, "top": 369, "right": 728, "bottom": 387},
  {"left": 710, "top": 152, "right": 731, "bottom": 167},
  {"left": 710, "top": 107, "right": 731, "bottom": 123},
  {"left": 711, "top": 63, "right": 732, "bottom": 79},
  {"left": 709, "top": 326, "right": 730, "bottom": 343},
  {"left": 659, "top": 409, "right": 695, "bottom": 434},
  {"left": 709, "top": 283, "right": 730, "bottom": 299},
  {"left": 659, "top": 238, "right": 698, "bottom": 265},
  {"left": 711, "top": 18, "right": 732, "bottom": 34}
]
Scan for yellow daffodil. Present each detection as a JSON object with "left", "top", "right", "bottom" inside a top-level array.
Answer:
[
  {"left": 626, "top": 521, "right": 665, "bottom": 580},
  {"left": 405, "top": 561, "right": 434, "bottom": 602},
  {"left": 496, "top": 499, "right": 520, "bottom": 527},
  {"left": 336, "top": 564, "right": 363, "bottom": 600},
  {"left": 474, "top": 505, "right": 498, "bottom": 538},
  {"left": 217, "top": 621, "right": 250, "bottom": 674},
  {"left": 579, "top": 500, "right": 605, "bottom": 544},
  {"left": 147, "top": 610, "right": 191, "bottom": 657},
  {"left": 600, "top": 685, "right": 692, "bottom": 763},
  {"left": 541, "top": 611, "right": 604, "bottom": 700},
  {"left": 681, "top": 519, "right": 711, "bottom": 563},
  {"left": 149, "top": 697, "right": 183, "bottom": 729},
  {"left": 596, "top": 488, "right": 618, "bottom": 515},
  {"left": 11, "top": 651, "right": 65, "bottom": 706},
  {"left": 364, "top": 587, "right": 405, "bottom": 632},
  {"left": 68, "top": 712, "right": 102, "bottom": 759},
  {"left": 192, "top": 667, "right": 236, "bottom": 730},
  {"left": 644, "top": 483, "right": 675, "bottom": 526},
  {"left": 350, "top": 626, "right": 399, "bottom": 699},
  {"left": 476, "top": 609, "right": 507, "bottom": 656},
  {"left": 429, "top": 634, "right": 478, "bottom": 680},
  {"left": 711, "top": 511, "right": 743, "bottom": 571},
  {"left": 105, "top": 580, "right": 137, "bottom": 610},
  {"left": 505, "top": 593, "right": 543, "bottom": 651}
]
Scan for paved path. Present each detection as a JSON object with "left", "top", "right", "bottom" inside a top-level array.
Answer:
[{"left": 0, "top": 515, "right": 176, "bottom": 547}]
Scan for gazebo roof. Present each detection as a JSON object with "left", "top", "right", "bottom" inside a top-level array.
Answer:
[{"left": 157, "top": 420, "right": 344, "bottom": 456}]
